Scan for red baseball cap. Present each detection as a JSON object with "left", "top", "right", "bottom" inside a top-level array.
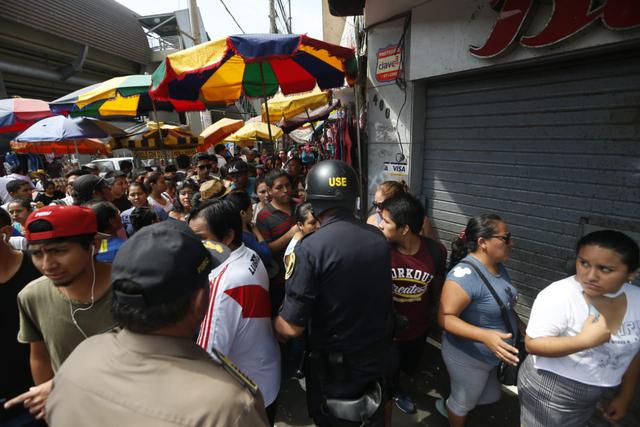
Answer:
[{"left": 25, "top": 205, "right": 100, "bottom": 242}]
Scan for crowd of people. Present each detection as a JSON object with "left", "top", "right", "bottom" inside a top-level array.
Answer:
[{"left": 0, "top": 149, "right": 638, "bottom": 427}]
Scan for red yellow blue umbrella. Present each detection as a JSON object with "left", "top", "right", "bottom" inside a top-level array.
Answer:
[
  {"left": 50, "top": 75, "right": 172, "bottom": 118},
  {"left": 149, "top": 33, "right": 357, "bottom": 111}
]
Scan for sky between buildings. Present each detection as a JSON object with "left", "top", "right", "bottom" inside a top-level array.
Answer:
[{"left": 114, "top": 0, "right": 323, "bottom": 41}]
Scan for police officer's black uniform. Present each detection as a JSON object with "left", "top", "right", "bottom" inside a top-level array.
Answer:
[{"left": 278, "top": 160, "right": 394, "bottom": 426}]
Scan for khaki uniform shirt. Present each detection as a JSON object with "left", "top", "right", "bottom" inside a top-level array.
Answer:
[{"left": 46, "top": 329, "right": 269, "bottom": 427}]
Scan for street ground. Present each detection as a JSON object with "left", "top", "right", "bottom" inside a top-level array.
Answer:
[{"left": 274, "top": 338, "right": 520, "bottom": 427}]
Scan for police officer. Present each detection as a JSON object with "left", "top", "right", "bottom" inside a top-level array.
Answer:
[
  {"left": 45, "top": 221, "right": 270, "bottom": 426},
  {"left": 275, "top": 160, "right": 394, "bottom": 427}
]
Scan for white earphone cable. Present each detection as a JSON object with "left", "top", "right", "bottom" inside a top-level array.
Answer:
[{"left": 69, "top": 247, "right": 96, "bottom": 338}]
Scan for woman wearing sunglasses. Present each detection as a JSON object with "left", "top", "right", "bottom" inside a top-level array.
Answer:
[
  {"left": 366, "top": 180, "right": 437, "bottom": 240},
  {"left": 436, "top": 214, "right": 519, "bottom": 426},
  {"left": 169, "top": 180, "right": 199, "bottom": 222},
  {"left": 518, "top": 230, "right": 639, "bottom": 427}
]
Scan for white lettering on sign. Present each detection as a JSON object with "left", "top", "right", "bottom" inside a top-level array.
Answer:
[{"left": 376, "top": 45, "right": 402, "bottom": 82}]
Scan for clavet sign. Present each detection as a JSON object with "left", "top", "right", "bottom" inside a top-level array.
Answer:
[
  {"left": 376, "top": 45, "right": 402, "bottom": 82},
  {"left": 471, "top": 0, "right": 640, "bottom": 58}
]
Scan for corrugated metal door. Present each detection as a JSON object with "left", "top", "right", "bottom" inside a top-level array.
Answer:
[{"left": 422, "top": 49, "right": 640, "bottom": 318}]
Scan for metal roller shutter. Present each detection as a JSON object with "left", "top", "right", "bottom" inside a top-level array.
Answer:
[{"left": 422, "top": 49, "right": 640, "bottom": 319}]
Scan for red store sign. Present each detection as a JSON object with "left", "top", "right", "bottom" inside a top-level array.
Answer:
[{"left": 471, "top": 0, "right": 640, "bottom": 58}]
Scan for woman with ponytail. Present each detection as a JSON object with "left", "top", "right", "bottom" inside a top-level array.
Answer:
[{"left": 436, "top": 214, "right": 519, "bottom": 426}]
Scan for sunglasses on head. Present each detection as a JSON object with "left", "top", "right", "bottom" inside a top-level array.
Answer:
[{"left": 489, "top": 232, "right": 512, "bottom": 244}]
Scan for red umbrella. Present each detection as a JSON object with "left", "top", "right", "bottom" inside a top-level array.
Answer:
[
  {"left": 0, "top": 98, "right": 54, "bottom": 133},
  {"left": 10, "top": 138, "right": 110, "bottom": 155}
]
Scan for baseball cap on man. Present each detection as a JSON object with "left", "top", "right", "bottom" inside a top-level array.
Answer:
[
  {"left": 227, "top": 160, "right": 248, "bottom": 175},
  {"left": 111, "top": 221, "right": 230, "bottom": 307},
  {"left": 25, "top": 205, "right": 103, "bottom": 241},
  {"left": 73, "top": 175, "right": 110, "bottom": 200}
]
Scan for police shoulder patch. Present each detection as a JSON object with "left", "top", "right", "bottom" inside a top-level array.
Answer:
[
  {"left": 284, "top": 251, "right": 296, "bottom": 280},
  {"left": 209, "top": 347, "right": 259, "bottom": 396}
]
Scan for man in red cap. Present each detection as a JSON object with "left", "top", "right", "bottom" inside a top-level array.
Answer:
[{"left": 4, "top": 205, "right": 113, "bottom": 420}]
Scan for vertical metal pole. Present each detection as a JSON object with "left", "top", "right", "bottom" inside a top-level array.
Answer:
[
  {"left": 188, "top": 0, "right": 201, "bottom": 45},
  {"left": 260, "top": 63, "right": 274, "bottom": 144},
  {"left": 354, "top": 18, "right": 365, "bottom": 217},
  {"left": 288, "top": 0, "right": 292, "bottom": 33},
  {"left": 269, "top": 0, "right": 278, "bottom": 33}
]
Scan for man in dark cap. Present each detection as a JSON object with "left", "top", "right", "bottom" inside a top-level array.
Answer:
[
  {"left": 227, "top": 159, "right": 249, "bottom": 192},
  {"left": 45, "top": 221, "right": 270, "bottom": 426},
  {"left": 72, "top": 175, "right": 113, "bottom": 205}
]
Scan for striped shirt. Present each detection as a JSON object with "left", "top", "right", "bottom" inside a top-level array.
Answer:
[{"left": 255, "top": 202, "right": 294, "bottom": 245}]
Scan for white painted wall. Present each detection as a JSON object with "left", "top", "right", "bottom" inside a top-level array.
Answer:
[{"left": 365, "top": 18, "right": 417, "bottom": 203}]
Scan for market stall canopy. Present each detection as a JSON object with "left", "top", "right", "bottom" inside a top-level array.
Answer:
[
  {"left": 111, "top": 121, "right": 203, "bottom": 158},
  {"left": 11, "top": 138, "right": 109, "bottom": 155},
  {"left": 226, "top": 122, "right": 283, "bottom": 145},
  {"left": 15, "top": 115, "right": 126, "bottom": 142},
  {"left": 198, "top": 118, "right": 244, "bottom": 152},
  {"left": 149, "top": 33, "right": 357, "bottom": 111},
  {"left": 261, "top": 88, "right": 332, "bottom": 122},
  {"left": 50, "top": 75, "right": 173, "bottom": 118},
  {"left": 0, "top": 98, "right": 55, "bottom": 133},
  {"left": 277, "top": 99, "right": 340, "bottom": 133}
]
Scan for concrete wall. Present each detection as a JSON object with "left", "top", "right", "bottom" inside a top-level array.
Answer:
[{"left": 322, "top": 0, "right": 347, "bottom": 44}]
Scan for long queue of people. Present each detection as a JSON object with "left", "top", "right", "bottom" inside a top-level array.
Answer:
[{"left": 0, "top": 155, "right": 638, "bottom": 427}]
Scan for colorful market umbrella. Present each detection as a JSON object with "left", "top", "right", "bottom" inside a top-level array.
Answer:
[
  {"left": 226, "top": 122, "right": 283, "bottom": 146},
  {"left": 0, "top": 98, "right": 55, "bottom": 133},
  {"left": 198, "top": 118, "right": 244, "bottom": 152},
  {"left": 277, "top": 99, "right": 340, "bottom": 133},
  {"left": 15, "top": 115, "right": 126, "bottom": 142},
  {"left": 49, "top": 75, "right": 172, "bottom": 118},
  {"left": 111, "top": 121, "right": 203, "bottom": 159},
  {"left": 149, "top": 34, "right": 357, "bottom": 143},
  {"left": 262, "top": 88, "right": 332, "bottom": 122},
  {"left": 11, "top": 138, "right": 110, "bottom": 155}
]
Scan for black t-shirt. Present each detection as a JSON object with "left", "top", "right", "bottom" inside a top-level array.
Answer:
[
  {"left": 34, "top": 191, "right": 65, "bottom": 206},
  {"left": 0, "top": 252, "right": 42, "bottom": 400},
  {"left": 112, "top": 196, "right": 132, "bottom": 212}
]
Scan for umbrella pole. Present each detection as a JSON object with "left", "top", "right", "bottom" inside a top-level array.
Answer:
[
  {"left": 305, "top": 108, "right": 317, "bottom": 135},
  {"left": 152, "top": 99, "right": 165, "bottom": 145},
  {"left": 259, "top": 63, "right": 274, "bottom": 144}
]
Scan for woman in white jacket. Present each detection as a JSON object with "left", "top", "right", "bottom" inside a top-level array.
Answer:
[{"left": 519, "top": 229, "right": 640, "bottom": 426}]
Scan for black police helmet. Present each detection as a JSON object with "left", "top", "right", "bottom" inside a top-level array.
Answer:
[{"left": 306, "top": 160, "right": 359, "bottom": 215}]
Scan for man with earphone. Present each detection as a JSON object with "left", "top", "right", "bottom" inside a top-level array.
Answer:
[{"left": 4, "top": 205, "right": 113, "bottom": 421}]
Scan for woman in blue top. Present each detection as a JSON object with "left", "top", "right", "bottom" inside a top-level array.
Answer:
[{"left": 437, "top": 214, "right": 519, "bottom": 426}]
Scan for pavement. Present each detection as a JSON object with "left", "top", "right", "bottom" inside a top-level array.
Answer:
[{"left": 274, "top": 338, "right": 521, "bottom": 426}]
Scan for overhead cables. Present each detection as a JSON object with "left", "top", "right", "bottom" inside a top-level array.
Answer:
[{"left": 219, "top": 0, "right": 245, "bottom": 33}]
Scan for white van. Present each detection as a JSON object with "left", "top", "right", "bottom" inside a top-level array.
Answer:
[{"left": 91, "top": 157, "right": 134, "bottom": 175}]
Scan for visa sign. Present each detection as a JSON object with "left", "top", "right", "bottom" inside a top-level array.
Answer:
[{"left": 376, "top": 45, "right": 402, "bottom": 82}]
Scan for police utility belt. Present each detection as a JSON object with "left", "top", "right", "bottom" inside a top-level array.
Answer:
[{"left": 305, "top": 339, "right": 388, "bottom": 424}]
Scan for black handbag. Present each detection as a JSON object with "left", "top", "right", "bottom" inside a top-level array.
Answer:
[{"left": 459, "top": 261, "right": 526, "bottom": 386}]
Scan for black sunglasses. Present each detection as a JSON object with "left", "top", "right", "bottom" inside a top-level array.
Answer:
[
  {"left": 372, "top": 201, "right": 383, "bottom": 210},
  {"left": 197, "top": 164, "right": 211, "bottom": 170},
  {"left": 489, "top": 232, "right": 512, "bottom": 244}
]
